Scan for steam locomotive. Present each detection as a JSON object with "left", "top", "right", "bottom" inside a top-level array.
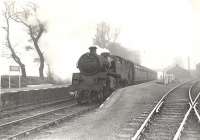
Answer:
[{"left": 71, "top": 46, "right": 157, "bottom": 104}]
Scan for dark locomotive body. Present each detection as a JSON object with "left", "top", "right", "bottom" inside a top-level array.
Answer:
[{"left": 71, "top": 46, "right": 157, "bottom": 104}]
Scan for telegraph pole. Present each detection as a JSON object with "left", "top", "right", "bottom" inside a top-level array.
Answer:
[{"left": 188, "top": 56, "right": 190, "bottom": 75}]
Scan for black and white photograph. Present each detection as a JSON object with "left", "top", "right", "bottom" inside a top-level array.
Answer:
[{"left": 0, "top": 0, "right": 200, "bottom": 139}]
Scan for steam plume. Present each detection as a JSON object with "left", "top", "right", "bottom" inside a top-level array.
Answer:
[{"left": 106, "top": 42, "right": 141, "bottom": 64}]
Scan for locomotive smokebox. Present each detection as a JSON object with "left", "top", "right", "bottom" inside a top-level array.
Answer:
[
  {"left": 77, "top": 46, "right": 109, "bottom": 75},
  {"left": 89, "top": 46, "right": 97, "bottom": 54}
]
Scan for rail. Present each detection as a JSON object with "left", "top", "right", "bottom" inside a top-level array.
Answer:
[
  {"left": 173, "top": 81, "right": 200, "bottom": 140},
  {"left": 188, "top": 81, "right": 200, "bottom": 122},
  {"left": 194, "top": 104, "right": 200, "bottom": 122},
  {"left": 7, "top": 105, "right": 96, "bottom": 140},
  {"left": 188, "top": 84, "right": 194, "bottom": 104},
  {"left": 131, "top": 82, "right": 188, "bottom": 140}
]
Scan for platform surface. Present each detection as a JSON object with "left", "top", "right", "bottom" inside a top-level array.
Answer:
[{"left": 0, "top": 84, "right": 70, "bottom": 94}]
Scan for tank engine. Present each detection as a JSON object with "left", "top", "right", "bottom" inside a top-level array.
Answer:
[{"left": 71, "top": 46, "right": 157, "bottom": 104}]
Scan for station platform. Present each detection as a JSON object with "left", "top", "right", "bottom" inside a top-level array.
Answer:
[
  {"left": 1, "top": 84, "right": 70, "bottom": 94},
  {"left": 24, "top": 80, "right": 180, "bottom": 140},
  {"left": 0, "top": 84, "right": 72, "bottom": 111}
]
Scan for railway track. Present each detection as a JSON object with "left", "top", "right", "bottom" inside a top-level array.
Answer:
[
  {"left": 128, "top": 81, "right": 200, "bottom": 140},
  {"left": 132, "top": 82, "right": 190, "bottom": 140},
  {"left": 178, "top": 81, "right": 200, "bottom": 140},
  {"left": 0, "top": 97, "right": 97, "bottom": 140},
  {"left": 0, "top": 97, "right": 74, "bottom": 119}
]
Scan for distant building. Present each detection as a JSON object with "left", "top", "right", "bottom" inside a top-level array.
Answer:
[
  {"left": 196, "top": 63, "right": 200, "bottom": 77},
  {"left": 166, "top": 65, "right": 190, "bottom": 80}
]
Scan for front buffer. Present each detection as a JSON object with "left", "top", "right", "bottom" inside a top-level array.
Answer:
[{"left": 71, "top": 72, "right": 114, "bottom": 104}]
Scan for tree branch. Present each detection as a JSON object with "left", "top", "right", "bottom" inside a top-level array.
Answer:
[
  {"left": 35, "top": 24, "right": 44, "bottom": 41},
  {"left": 10, "top": 15, "right": 29, "bottom": 27}
]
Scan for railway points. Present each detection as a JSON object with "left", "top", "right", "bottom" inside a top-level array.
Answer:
[
  {"left": 129, "top": 80, "right": 200, "bottom": 140},
  {"left": 178, "top": 81, "right": 200, "bottom": 140}
]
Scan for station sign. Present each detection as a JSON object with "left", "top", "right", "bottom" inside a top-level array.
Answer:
[
  {"left": 9, "top": 66, "right": 20, "bottom": 72},
  {"left": 8, "top": 65, "right": 21, "bottom": 88}
]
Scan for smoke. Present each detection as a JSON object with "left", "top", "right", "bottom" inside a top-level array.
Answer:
[{"left": 106, "top": 42, "right": 141, "bottom": 64}]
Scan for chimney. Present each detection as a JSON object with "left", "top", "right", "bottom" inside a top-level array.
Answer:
[
  {"left": 89, "top": 46, "right": 97, "bottom": 54},
  {"left": 101, "top": 52, "right": 110, "bottom": 58}
]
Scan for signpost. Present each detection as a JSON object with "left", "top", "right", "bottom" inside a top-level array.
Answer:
[{"left": 9, "top": 66, "right": 21, "bottom": 88}]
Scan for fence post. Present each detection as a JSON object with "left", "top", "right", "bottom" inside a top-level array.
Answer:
[
  {"left": 18, "top": 68, "right": 21, "bottom": 88},
  {"left": 19, "top": 75, "right": 21, "bottom": 88},
  {"left": 9, "top": 75, "right": 11, "bottom": 88}
]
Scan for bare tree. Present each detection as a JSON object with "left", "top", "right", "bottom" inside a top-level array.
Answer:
[
  {"left": 11, "top": 2, "right": 46, "bottom": 78},
  {"left": 1, "top": 1, "right": 26, "bottom": 77},
  {"left": 93, "top": 22, "right": 141, "bottom": 64},
  {"left": 93, "top": 22, "right": 120, "bottom": 48}
]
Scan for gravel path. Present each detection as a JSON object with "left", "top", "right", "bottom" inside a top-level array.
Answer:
[{"left": 25, "top": 81, "right": 179, "bottom": 140}]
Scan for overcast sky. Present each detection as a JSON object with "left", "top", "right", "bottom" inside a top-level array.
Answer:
[{"left": 0, "top": 0, "right": 199, "bottom": 80}]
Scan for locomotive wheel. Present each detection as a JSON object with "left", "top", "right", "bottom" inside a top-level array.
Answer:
[
  {"left": 76, "top": 93, "right": 83, "bottom": 104},
  {"left": 76, "top": 91, "right": 84, "bottom": 104},
  {"left": 87, "top": 91, "right": 93, "bottom": 104},
  {"left": 97, "top": 90, "right": 104, "bottom": 104},
  {"left": 77, "top": 97, "right": 82, "bottom": 104}
]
